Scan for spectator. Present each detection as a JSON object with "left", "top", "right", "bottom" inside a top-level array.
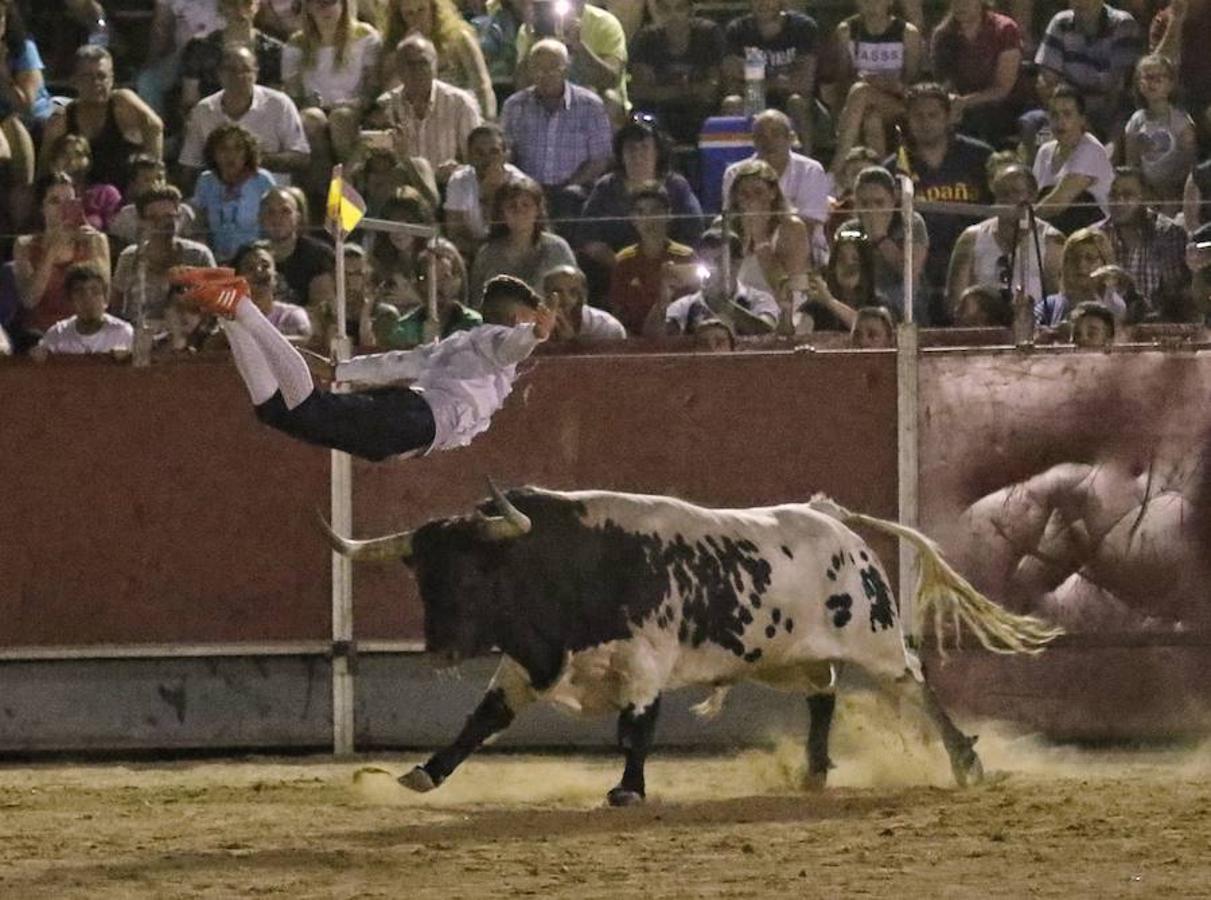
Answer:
[
  {"left": 947, "top": 164, "right": 1064, "bottom": 318},
  {"left": 849, "top": 304, "right": 896, "bottom": 347},
  {"left": 1150, "top": 0, "right": 1211, "bottom": 129},
  {"left": 1033, "top": 85, "right": 1115, "bottom": 235},
  {"left": 42, "top": 134, "right": 122, "bottom": 232},
  {"left": 1094, "top": 166, "right": 1190, "bottom": 317},
  {"left": 721, "top": 0, "right": 818, "bottom": 151},
  {"left": 1123, "top": 54, "right": 1197, "bottom": 210},
  {"left": 722, "top": 109, "right": 829, "bottom": 260},
  {"left": 373, "top": 34, "right": 482, "bottom": 180},
  {"left": 660, "top": 228, "right": 779, "bottom": 336},
  {"left": 1034, "top": 0, "right": 1142, "bottom": 138},
  {"left": 1071, "top": 299, "right": 1116, "bottom": 347},
  {"left": 543, "top": 265, "right": 627, "bottom": 342},
  {"left": 692, "top": 317, "right": 738, "bottom": 351},
  {"left": 889, "top": 82, "right": 993, "bottom": 320},
  {"left": 826, "top": 145, "right": 880, "bottom": 237},
  {"left": 13, "top": 174, "right": 110, "bottom": 335},
  {"left": 931, "top": 0, "right": 1024, "bottom": 147},
  {"left": 794, "top": 230, "right": 868, "bottom": 332},
  {"left": 378, "top": 237, "right": 482, "bottom": 347},
  {"left": 629, "top": 0, "right": 724, "bottom": 145},
  {"left": 30, "top": 263, "right": 131, "bottom": 360},
  {"left": 136, "top": 0, "right": 226, "bottom": 116},
  {"left": 580, "top": 118, "right": 704, "bottom": 273},
  {"left": 1036, "top": 226, "right": 1115, "bottom": 325},
  {"left": 444, "top": 123, "right": 525, "bottom": 259},
  {"left": 191, "top": 123, "right": 278, "bottom": 263},
  {"left": 954, "top": 283, "right": 1014, "bottom": 326},
  {"left": 515, "top": 0, "right": 628, "bottom": 118},
  {"left": 1016, "top": 64, "right": 1057, "bottom": 164},
  {"left": 380, "top": 0, "right": 495, "bottom": 118},
  {"left": 259, "top": 0, "right": 306, "bottom": 40},
  {"left": 108, "top": 155, "right": 197, "bottom": 246},
  {"left": 836, "top": 165, "right": 929, "bottom": 323},
  {"left": 828, "top": 0, "right": 924, "bottom": 167},
  {"left": 179, "top": 46, "right": 310, "bottom": 191},
  {"left": 180, "top": 0, "right": 286, "bottom": 118},
  {"left": 472, "top": 0, "right": 523, "bottom": 111},
  {"left": 607, "top": 182, "right": 696, "bottom": 335},
  {"left": 38, "top": 46, "right": 163, "bottom": 191},
  {"left": 308, "top": 243, "right": 396, "bottom": 349},
  {"left": 468, "top": 175, "right": 577, "bottom": 301},
  {"left": 729, "top": 157, "right": 811, "bottom": 332},
  {"left": 366, "top": 186, "right": 435, "bottom": 308},
  {"left": 259, "top": 186, "right": 335, "bottom": 307},
  {"left": 111, "top": 184, "right": 216, "bottom": 329},
  {"left": 231, "top": 240, "right": 313, "bottom": 340},
  {"left": 0, "top": 0, "right": 52, "bottom": 231},
  {"left": 284, "top": 0, "right": 384, "bottom": 183},
  {"left": 1186, "top": 158, "right": 1211, "bottom": 235},
  {"left": 500, "top": 39, "right": 613, "bottom": 229},
  {"left": 348, "top": 141, "right": 438, "bottom": 216}
]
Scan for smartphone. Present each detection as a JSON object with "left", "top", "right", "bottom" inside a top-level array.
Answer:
[{"left": 360, "top": 130, "right": 394, "bottom": 151}]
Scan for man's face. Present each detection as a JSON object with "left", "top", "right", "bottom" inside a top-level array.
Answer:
[
  {"left": 260, "top": 194, "right": 300, "bottom": 241},
  {"left": 219, "top": 51, "right": 258, "bottom": 95},
  {"left": 993, "top": 171, "right": 1035, "bottom": 222},
  {"left": 752, "top": 117, "right": 793, "bottom": 162},
  {"left": 1108, "top": 176, "right": 1145, "bottom": 226},
  {"left": 529, "top": 48, "right": 567, "bottom": 98},
  {"left": 71, "top": 278, "right": 108, "bottom": 324},
  {"left": 141, "top": 199, "right": 179, "bottom": 238},
  {"left": 544, "top": 271, "right": 586, "bottom": 317},
  {"left": 1074, "top": 314, "right": 1112, "bottom": 348},
  {"left": 75, "top": 57, "right": 114, "bottom": 104},
  {"left": 907, "top": 98, "right": 950, "bottom": 147},
  {"left": 468, "top": 133, "right": 506, "bottom": 176},
  {"left": 237, "top": 248, "right": 276, "bottom": 291},
  {"left": 852, "top": 316, "right": 893, "bottom": 348},
  {"left": 631, "top": 197, "right": 669, "bottom": 242},
  {"left": 345, "top": 254, "right": 367, "bottom": 294},
  {"left": 399, "top": 45, "right": 436, "bottom": 94}
]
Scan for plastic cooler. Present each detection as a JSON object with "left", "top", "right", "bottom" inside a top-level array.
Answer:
[{"left": 697, "top": 116, "right": 755, "bottom": 214}]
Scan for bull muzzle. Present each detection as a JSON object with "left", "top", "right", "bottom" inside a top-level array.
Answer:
[
  {"left": 474, "top": 479, "right": 532, "bottom": 542},
  {"left": 315, "top": 509, "right": 414, "bottom": 561}
]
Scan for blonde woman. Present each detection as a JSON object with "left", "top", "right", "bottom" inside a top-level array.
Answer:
[
  {"left": 380, "top": 0, "right": 495, "bottom": 118},
  {"left": 1035, "top": 227, "right": 1114, "bottom": 327},
  {"left": 285, "top": 0, "right": 383, "bottom": 174},
  {"left": 727, "top": 158, "right": 810, "bottom": 335}
]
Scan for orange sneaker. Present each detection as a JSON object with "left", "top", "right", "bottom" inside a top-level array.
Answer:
[
  {"left": 168, "top": 266, "right": 237, "bottom": 288},
  {"left": 176, "top": 275, "right": 249, "bottom": 320}
]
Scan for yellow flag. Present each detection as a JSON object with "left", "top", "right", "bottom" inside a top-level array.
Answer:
[{"left": 326, "top": 165, "right": 366, "bottom": 238}]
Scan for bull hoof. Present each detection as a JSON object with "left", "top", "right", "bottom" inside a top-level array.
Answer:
[
  {"left": 398, "top": 766, "right": 437, "bottom": 793},
  {"left": 606, "top": 787, "right": 644, "bottom": 807},
  {"left": 803, "top": 770, "right": 828, "bottom": 792},
  {"left": 955, "top": 754, "right": 985, "bottom": 788}
]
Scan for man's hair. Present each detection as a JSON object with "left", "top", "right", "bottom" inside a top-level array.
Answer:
[
  {"left": 542, "top": 265, "right": 587, "bottom": 291},
  {"left": 991, "top": 162, "right": 1038, "bottom": 196},
  {"left": 906, "top": 81, "right": 951, "bottom": 112},
  {"left": 397, "top": 33, "right": 438, "bottom": 66},
  {"left": 958, "top": 284, "right": 1013, "bottom": 327},
  {"left": 65, "top": 262, "right": 108, "bottom": 295},
  {"left": 467, "top": 122, "right": 507, "bottom": 149},
  {"left": 134, "top": 184, "right": 183, "bottom": 217},
  {"left": 699, "top": 226, "right": 743, "bottom": 258},
  {"left": 1050, "top": 83, "right": 1086, "bottom": 115},
  {"left": 854, "top": 165, "right": 896, "bottom": 196},
  {"left": 481, "top": 275, "right": 541, "bottom": 315},
  {"left": 260, "top": 185, "right": 310, "bottom": 223},
  {"left": 854, "top": 305, "right": 896, "bottom": 333},
  {"left": 1071, "top": 300, "right": 1116, "bottom": 336},
  {"left": 529, "top": 38, "right": 569, "bottom": 64},
  {"left": 74, "top": 44, "right": 112, "bottom": 69}
]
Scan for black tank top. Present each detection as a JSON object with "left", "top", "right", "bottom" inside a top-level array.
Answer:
[
  {"left": 66, "top": 96, "right": 141, "bottom": 190},
  {"left": 846, "top": 16, "right": 907, "bottom": 78}
]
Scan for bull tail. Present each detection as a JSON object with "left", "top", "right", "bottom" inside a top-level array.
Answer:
[
  {"left": 807, "top": 495, "right": 1063, "bottom": 657},
  {"left": 690, "top": 686, "right": 731, "bottom": 720}
]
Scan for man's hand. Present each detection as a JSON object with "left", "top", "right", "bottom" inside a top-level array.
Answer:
[{"left": 532, "top": 303, "right": 557, "bottom": 341}]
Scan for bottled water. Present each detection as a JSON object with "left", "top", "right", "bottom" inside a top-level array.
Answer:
[{"left": 743, "top": 47, "right": 766, "bottom": 115}]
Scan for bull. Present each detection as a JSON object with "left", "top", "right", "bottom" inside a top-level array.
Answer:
[{"left": 323, "top": 484, "right": 1061, "bottom": 806}]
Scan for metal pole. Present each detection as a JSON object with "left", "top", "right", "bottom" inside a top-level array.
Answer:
[
  {"left": 720, "top": 208, "right": 732, "bottom": 316},
  {"left": 895, "top": 174, "right": 920, "bottom": 638},
  {"left": 423, "top": 241, "right": 439, "bottom": 344},
  {"left": 330, "top": 192, "right": 355, "bottom": 757}
]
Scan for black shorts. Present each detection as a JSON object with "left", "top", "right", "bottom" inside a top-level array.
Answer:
[{"left": 254, "top": 387, "right": 437, "bottom": 462}]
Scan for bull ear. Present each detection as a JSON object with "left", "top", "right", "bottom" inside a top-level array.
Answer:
[
  {"left": 315, "top": 508, "right": 414, "bottom": 561},
  {"left": 475, "top": 479, "right": 532, "bottom": 542}
]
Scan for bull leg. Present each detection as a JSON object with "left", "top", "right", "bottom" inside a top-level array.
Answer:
[
  {"left": 887, "top": 675, "right": 983, "bottom": 788},
  {"left": 804, "top": 692, "right": 836, "bottom": 791},
  {"left": 400, "top": 660, "right": 534, "bottom": 793},
  {"left": 607, "top": 696, "right": 662, "bottom": 807}
]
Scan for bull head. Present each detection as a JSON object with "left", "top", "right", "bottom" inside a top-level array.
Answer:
[
  {"left": 474, "top": 479, "right": 532, "bottom": 542},
  {"left": 315, "top": 509, "right": 415, "bottom": 561}
]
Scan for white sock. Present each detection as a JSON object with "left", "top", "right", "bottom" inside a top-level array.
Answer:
[
  {"left": 221, "top": 320, "right": 278, "bottom": 406},
  {"left": 234, "top": 296, "right": 314, "bottom": 410}
]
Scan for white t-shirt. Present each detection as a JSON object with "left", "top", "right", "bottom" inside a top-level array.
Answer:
[
  {"left": 578, "top": 305, "right": 627, "bottom": 341},
  {"left": 1033, "top": 132, "right": 1114, "bottom": 216},
  {"left": 39, "top": 314, "right": 134, "bottom": 355},
  {"left": 179, "top": 86, "right": 311, "bottom": 173},
  {"left": 722, "top": 152, "right": 830, "bottom": 224},
  {"left": 444, "top": 162, "right": 525, "bottom": 240},
  {"left": 282, "top": 29, "right": 383, "bottom": 107},
  {"left": 266, "top": 301, "right": 313, "bottom": 339},
  {"left": 335, "top": 323, "right": 545, "bottom": 452}
]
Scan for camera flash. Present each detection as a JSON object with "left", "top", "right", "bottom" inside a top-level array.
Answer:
[
  {"left": 554, "top": 0, "right": 570, "bottom": 17},
  {"left": 696, "top": 265, "right": 711, "bottom": 281}
]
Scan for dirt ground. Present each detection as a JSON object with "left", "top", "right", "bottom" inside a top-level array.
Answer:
[{"left": 3, "top": 700, "right": 1211, "bottom": 899}]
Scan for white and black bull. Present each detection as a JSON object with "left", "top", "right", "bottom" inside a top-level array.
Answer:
[{"left": 322, "top": 485, "right": 1061, "bottom": 806}]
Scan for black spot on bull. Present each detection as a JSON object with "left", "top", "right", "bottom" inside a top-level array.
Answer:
[
  {"left": 825, "top": 593, "right": 853, "bottom": 628},
  {"left": 861, "top": 565, "right": 896, "bottom": 631}
]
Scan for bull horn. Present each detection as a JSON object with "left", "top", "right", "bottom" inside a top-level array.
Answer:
[
  {"left": 475, "top": 479, "right": 531, "bottom": 542},
  {"left": 315, "top": 508, "right": 414, "bottom": 561}
]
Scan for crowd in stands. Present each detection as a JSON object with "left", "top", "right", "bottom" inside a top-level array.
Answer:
[{"left": 1, "top": 0, "right": 1210, "bottom": 362}]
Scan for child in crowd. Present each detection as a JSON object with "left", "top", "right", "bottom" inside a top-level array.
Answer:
[
  {"left": 1071, "top": 301, "right": 1116, "bottom": 349},
  {"left": 849, "top": 306, "right": 897, "bottom": 349},
  {"left": 1123, "top": 54, "right": 1197, "bottom": 213},
  {"left": 31, "top": 263, "right": 132, "bottom": 360},
  {"left": 170, "top": 267, "right": 554, "bottom": 462}
]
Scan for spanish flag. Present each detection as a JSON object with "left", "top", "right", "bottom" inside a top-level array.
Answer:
[{"left": 326, "top": 165, "right": 366, "bottom": 238}]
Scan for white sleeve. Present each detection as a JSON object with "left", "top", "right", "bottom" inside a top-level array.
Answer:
[
  {"left": 444, "top": 167, "right": 476, "bottom": 213},
  {"left": 336, "top": 345, "right": 437, "bottom": 384},
  {"left": 801, "top": 163, "right": 831, "bottom": 225},
  {"left": 278, "top": 96, "right": 311, "bottom": 154},
  {"left": 1067, "top": 137, "right": 1112, "bottom": 181},
  {"left": 179, "top": 108, "right": 206, "bottom": 168},
  {"left": 474, "top": 323, "right": 544, "bottom": 368}
]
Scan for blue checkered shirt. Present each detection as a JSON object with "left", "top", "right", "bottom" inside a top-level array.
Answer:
[{"left": 500, "top": 82, "right": 614, "bottom": 187}]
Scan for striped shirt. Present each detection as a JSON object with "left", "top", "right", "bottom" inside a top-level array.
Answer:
[
  {"left": 500, "top": 82, "right": 613, "bottom": 188},
  {"left": 1035, "top": 6, "right": 1142, "bottom": 99}
]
